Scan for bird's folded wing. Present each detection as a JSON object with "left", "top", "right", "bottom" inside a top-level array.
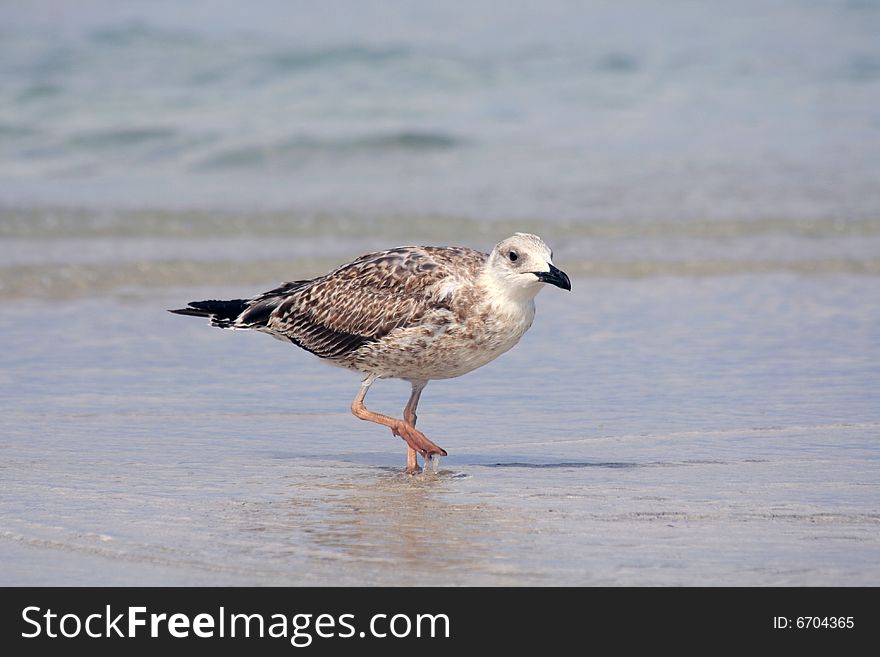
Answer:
[{"left": 255, "top": 246, "right": 485, "bottom": 359}]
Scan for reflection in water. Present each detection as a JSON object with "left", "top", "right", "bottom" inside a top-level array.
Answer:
[{"left": 237, "top": 469, "right": 534, "bottom": 585}]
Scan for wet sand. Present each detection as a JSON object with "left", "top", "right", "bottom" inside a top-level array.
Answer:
[{"left": 2, "top": 274, "right": 878, "bottom": 585}]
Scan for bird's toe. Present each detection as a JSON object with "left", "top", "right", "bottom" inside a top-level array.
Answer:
[{"left": 392, "top": 422, "right": 447, "bottom": 458}]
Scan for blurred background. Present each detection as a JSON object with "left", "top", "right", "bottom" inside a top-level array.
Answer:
[{"left": 1, "top": 0, "right": 879, "bottom": 296}]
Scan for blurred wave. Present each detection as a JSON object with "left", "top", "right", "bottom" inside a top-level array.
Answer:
[{"left": 196, "top": 131, "right": 464, "bottom": 170}]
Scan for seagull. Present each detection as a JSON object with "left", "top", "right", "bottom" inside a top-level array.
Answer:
[{"left": 170, "top": 232, "right": 570, "bottom": 473}]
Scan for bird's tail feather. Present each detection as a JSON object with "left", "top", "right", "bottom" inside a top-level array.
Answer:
[{"left": 168, "top": 299, "right": 249, "bottom": 329}]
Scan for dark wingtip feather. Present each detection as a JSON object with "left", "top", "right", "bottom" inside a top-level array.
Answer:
[{"left": 168, "top": 307, "right": 209, "bottom": 317}]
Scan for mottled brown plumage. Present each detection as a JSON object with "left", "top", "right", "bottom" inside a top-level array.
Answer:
[
  {"left": 243, "top": 245, "right": 485, "bottom": 364},
  {"left": 170, "top": 233, "right": 570, "bottom": 473}
]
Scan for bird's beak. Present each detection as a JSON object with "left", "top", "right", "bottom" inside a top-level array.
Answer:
[{"left": 534, "top": 264, "right": 571, "bottom": 291}]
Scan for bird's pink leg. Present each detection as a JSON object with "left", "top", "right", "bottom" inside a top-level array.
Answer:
[
  {"left": 403, "top": 381, "right": 426, "bottom": 474},
  {"left": 351, "top": 377, "right": 445, "bottom": 473}
]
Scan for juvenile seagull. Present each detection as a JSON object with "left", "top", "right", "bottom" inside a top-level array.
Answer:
[{"left": 170, "top": 233, "right": 570, "bottom": 473}]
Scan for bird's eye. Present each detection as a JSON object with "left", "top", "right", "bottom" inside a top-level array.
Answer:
[{"left": 508, "top": 251, "right": 519, "bottom": 262}]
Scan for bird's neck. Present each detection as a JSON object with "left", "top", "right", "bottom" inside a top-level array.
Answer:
[{"left": 477, "top": 267, "right": 541, "bottom": 319}]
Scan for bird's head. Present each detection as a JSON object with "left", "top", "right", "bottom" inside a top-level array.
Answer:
[{"left": 486, "top": 233, "right": 571, "bottom": 298}]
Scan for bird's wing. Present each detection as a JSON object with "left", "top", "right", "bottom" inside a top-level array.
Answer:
[{"left": 242, "top": 246, "right": 486, "bottom": 360}]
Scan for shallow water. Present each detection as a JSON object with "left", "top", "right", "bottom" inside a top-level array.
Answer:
[{"left": 2, "top": 275, "right": 878, "bottom": 585}]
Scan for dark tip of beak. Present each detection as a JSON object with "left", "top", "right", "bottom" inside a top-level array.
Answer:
[{"left": 534, "top": 264, "right": 571, "bottom": 291}]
